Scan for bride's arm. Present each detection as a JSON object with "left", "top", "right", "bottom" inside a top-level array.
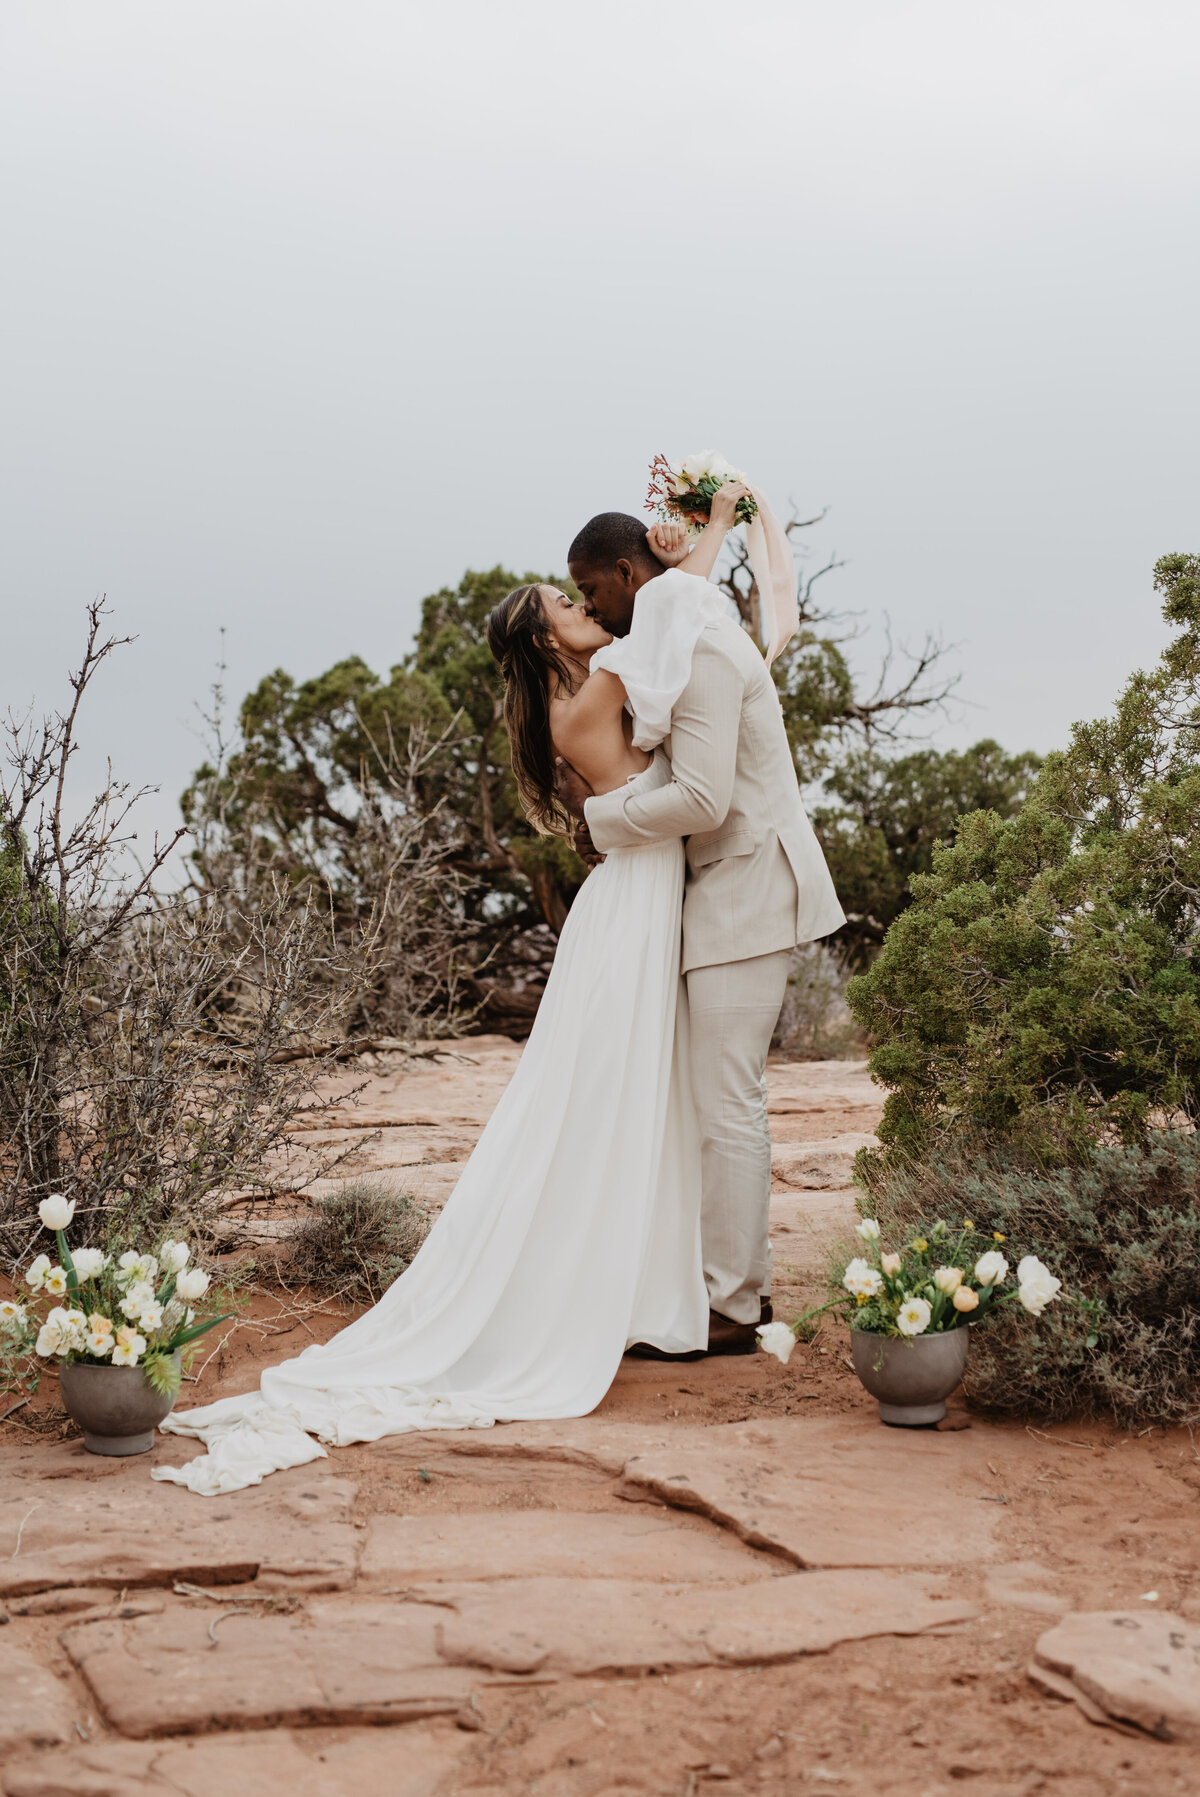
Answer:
[{"left": 647, "top": 482, "right": 752, "bottom": 584}]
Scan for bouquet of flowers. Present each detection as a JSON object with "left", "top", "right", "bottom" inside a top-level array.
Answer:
[
  {"left": 646, "top": 450, "right": 759, "bottom": 537},
  {"left": 0, "top": 1195, "right": 232, "bottom": 1397},
  {"left": 758, "top": 1215, "right": 1062, "bottom": 1364}
]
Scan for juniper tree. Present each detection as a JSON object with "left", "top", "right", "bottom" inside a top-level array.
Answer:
[{"left": 849, "top": 553, "right": 1200, "bottom": 1160}]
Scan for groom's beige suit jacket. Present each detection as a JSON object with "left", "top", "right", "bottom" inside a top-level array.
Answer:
[{"left": 585, "top": 612, "right": 845, "bottom": 974}]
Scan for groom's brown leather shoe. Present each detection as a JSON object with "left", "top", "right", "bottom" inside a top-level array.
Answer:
[
  {"left": 625, "top": 1341, "right": 707, "bottom": 1362},
  {"left": 706, "top": 1300, "right": 773, "bottom": 1357}
]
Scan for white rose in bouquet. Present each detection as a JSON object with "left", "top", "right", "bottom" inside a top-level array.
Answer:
[
  {"left": 896, "top": 1297, "right": 932, "bottom": 1337},
  {"left": 159, "top": 1239, "right": 190, "bottom": 1273},
  {"left": 842, "top": 1257, "right": 883, "bottom": 1300},
  {"left": 855, "top": 1218, "right": 881, "bottom": 1242},
  {"left": 1016, "top": 1256, "right": 1062, "bottom": 1316},
  {"left": 757, "top": 1321, "right": 798, "bottom": 1364},
  {"left": 38, "top": 1194, "right": 75, "bottom": 1231},
  {"left": 973, "top": 1251, "right": 1009, "bottom": 1287},
  {"left": 71, "top": 1248, "right": 107, "bottom": 1281},
  {"left": 175, "top": 1267, "right": 211, "bottom": 1302},
  {"left": 24, "top": 1254, "right": 51, "bottom": 1291}
]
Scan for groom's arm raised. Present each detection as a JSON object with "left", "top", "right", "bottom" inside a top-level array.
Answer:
[{"left": 582, "top": 633, "right": 741, "bottom": 851}]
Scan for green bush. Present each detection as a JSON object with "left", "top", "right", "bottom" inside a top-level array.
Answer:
[
  {"left": 848, "top": 553, "right": 1200, "bottom": 1161},
  {"left": 858, "top": 1130, "right": 1200, "bottom": 1423},
  {"left": 286, "top": 1179, "right": 430, "bottom": 1306}
]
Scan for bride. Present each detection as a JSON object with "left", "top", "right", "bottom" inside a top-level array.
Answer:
[{"left": 155, "top": 493, "right": 749, "bottom": 1495}]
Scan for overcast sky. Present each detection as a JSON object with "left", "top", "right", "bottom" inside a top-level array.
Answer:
[{"left": 2, "top": 1, "right": 1198, "bottom": 850}]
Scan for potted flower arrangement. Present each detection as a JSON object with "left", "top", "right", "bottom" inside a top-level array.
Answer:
[
  {"left": 0, "top": 1195, "right": 231, "bottom": 1455},
  {"left": 757, "top": 1215, "right": 1062, "bottom": 1426}
]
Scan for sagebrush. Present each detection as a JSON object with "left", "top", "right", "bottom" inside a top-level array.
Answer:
[{"left": 285, "top": 1178, "right": 430, "bottom": 1305}]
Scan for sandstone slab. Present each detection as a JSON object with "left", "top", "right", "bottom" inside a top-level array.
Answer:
[
  {"left": 770, "top": 1135, "right": 876, "bottom": 1191},
  {"left": 0, "top": 1467, "right": 361, "bottom": 1598},
  {"left": 1031, "top": 1610, "right": 1200, "bottom": 1742},
  {"left": 60, "top": 1599, "right": 543, "bottom": 1737},
  {"left": 433, "top": 1569, "right": 975, "bottom": 1675},
  {"left": 0, "top": 1636, "right": 77, "bottom": 1756},
  {"left": 2, "top": 1724, "right": 469, "bottom": 1797},
  {"left": 360, "top": 1509, "right": 777, "bottom": 1588},
  {"left": 617, "top": 1417, "right": 997, "bottom": 1568}
]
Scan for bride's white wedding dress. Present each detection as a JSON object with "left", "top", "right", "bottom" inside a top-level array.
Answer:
[{"left": 155, "top": 753, "right": 708, "bottom": 1495}]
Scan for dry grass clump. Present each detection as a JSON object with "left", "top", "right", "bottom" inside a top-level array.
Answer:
[
  {"left": 857, "top": 1129, "right": 1200, "bottom": 1425},
  {"left": 286, "top": 1178, "right": 430, "bottom": 1305}
]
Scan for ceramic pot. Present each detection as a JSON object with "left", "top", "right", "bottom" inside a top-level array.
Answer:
[
  {"left": 850, "top": 1326, "right": 968, "bottom": 1426},
  {"left": 58, "top": 1353, "right": 180, "bottom": 1455}
]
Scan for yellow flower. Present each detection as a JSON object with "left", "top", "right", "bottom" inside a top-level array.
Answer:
[
  {"left": 911, "top": 1237, "right": 928, "bottom": 1253},
  {"left": 856, "top": 1293, "right": 868, "bottom": 1305},
  {"left": 962, "top": 1219, "right": 974, "bottom": 1231},
  {"left": 993, "top": 1231, "right": 1006, "bottom": 1243}
]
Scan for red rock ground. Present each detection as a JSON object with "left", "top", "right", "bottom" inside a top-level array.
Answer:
[{"left": 2, "top": 1043, "right": 1199, "bottom": 1796}]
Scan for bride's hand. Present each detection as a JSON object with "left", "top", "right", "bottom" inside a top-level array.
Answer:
[
  {"left": 708, "top": 481, "right": 752, "bottom": 531},
  {"left": 646, "top": 520, "right": 691, "bottom": 567}
]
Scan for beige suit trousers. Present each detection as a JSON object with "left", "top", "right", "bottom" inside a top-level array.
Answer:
[{"left": 686, "top": 946, "right": 792, "bottom": 1325}]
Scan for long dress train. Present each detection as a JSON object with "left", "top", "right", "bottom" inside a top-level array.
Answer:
[{"left": 154, "top": 755, "right": 707, "bottom": 1494}]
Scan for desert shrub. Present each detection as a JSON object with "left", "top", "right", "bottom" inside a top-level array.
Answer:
[
  {"left": 285, "top": 1178, "right": 430, "bottom": 1305},
  {"left": 849, "top": 553, "right": 1200, "bottom": 1162},
  {"left": 857, "top": 1130, "right": 1200, "bottom": 1423},
  {"left": 1, "top": 605, "right": 372, "bottom": 1262}
]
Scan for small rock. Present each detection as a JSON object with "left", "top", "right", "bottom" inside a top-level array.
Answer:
[
  {"left": 754, "top": 1738, "right": 784, "bottom": 1761},
  {"left": 1031, "top": 1609, "right": 1200, "bottom": 1742}
]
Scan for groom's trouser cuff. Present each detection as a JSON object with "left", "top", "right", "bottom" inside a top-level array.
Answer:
[{"left": 686, "top": 947, "right": 792, "bottom": 1327}]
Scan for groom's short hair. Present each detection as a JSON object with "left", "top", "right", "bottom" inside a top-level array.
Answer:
[{"left": 568, "top": 512, "right": 657, "bottom": 572}]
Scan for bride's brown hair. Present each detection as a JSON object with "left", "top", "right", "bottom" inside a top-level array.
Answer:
[{"left": 485, "top": 584, "right": 581, "bottom": 837}]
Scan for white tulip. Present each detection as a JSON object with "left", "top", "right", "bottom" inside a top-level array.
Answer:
[
  {"left": 842, "top": 1257, "right": 884, "bottom": 1300},
  {"left": 159, "top": 1239, "right": 190, "bottom": 1273},
  {"left": 71, "top": 1248, "right": 107, "bottom": 1281},
  {"left": 38, "top": 1195, "right": 75, "bottom": 1231},
  {"left": 897, "top": 1297, "right": 932, "bottom": 1337},
  {"left": 175, "top": 1268, "right": 210, "bottom": 1302},
  {"left": 933, "top": 1266, "right": 963, "bottom": 1294},
  {"left": 1016, "top": 1256, "right": 1062, "bottom": 1316},
  {"left": 24, "top": 1254, "right": 51, "bottom": 1291},
  {"left": 855, "top": 1218, "right": 881, "bottom": 1242},
  {"left": 757, "top": 1321, "right": 797, "bottom": 1364},
  {"left": 973, "top": 1251, "right": 1009, "bottom": 1287}
]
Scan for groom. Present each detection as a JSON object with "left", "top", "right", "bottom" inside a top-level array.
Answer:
[{"left": 557, "top": 512, "right": 846, "bottom": 1356}]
